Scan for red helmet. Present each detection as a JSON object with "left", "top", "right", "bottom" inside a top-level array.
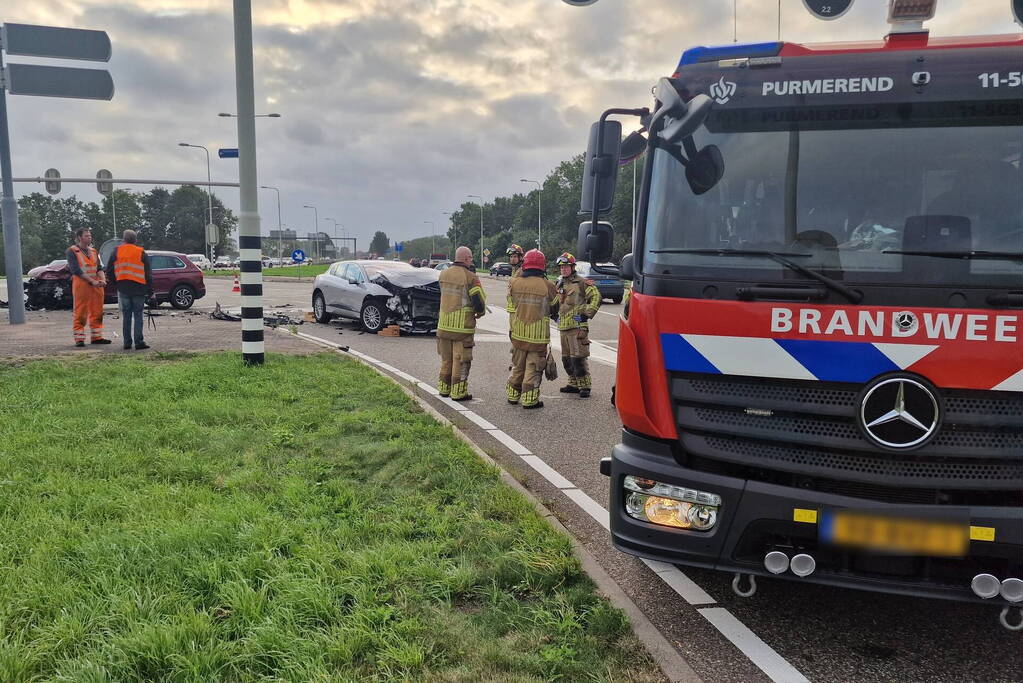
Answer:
[
  {"left": 522, "top": 249, "right": 546, "bottom": 271},
  {"left": 506, "top": 244, "right": 524, "bottom": 257},
  {"left": 556, "top": 252, "right": 577, "bottom": 267}
]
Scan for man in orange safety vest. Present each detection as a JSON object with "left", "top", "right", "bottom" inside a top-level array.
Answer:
[{"left": 66, "top": 227, "right": 110, "bottom": 347}]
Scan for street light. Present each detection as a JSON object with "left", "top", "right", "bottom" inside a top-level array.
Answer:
[
  {"left": 520, "top": 178, "right": 542, "bottom": 249},
  {"left": 303, "top": 204, "right": 318, "bottom": 262},
  {"left": 178, "top": 142, "right": 215, "bottom": 263},
  {"left": 467, "top": 194, "right": 484, "bottom": 264},
  {"left": 260, "top": 185, "right": 283, "bottom": 266},
  {"left": 218, "top": 112, "right": 281, "bottom": 118},
  {"left": 423, "top": 220, "right": 435, "bottom": 256},
  {"left": 324, "top": 217, "right": 342, "bottom": 259}
]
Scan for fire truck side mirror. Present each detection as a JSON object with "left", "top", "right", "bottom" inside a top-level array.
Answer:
[
  {"left": 581, "top": 120, "right": 622, "bottom": 215},
  {"left": 577, "top": 221, "right": 614, "bottom": 264},
  {"left": 620, "top": 253, "right": 634, "bottom": 281}
]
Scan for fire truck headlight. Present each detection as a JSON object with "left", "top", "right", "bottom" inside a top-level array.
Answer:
[{"left": 623, "top": 476, "right": 720, "bottom": 531}]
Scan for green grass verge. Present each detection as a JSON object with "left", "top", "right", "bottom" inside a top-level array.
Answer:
[
  {"left": 0, "top": 352, "right": 661, "bottom": 682},
  {"left": 208, "top": 265, "right": 330, "bottom": 279}
]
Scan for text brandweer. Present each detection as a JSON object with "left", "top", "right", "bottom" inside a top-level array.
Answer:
[{"left": 771, "top": 308, "right": 1020, "bottom": 343}]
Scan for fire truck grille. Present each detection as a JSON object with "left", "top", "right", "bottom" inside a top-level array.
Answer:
[{"left": 670, "top": 373, "right": 1023, "bottom": 501}]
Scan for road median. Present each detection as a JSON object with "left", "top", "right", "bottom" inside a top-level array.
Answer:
[{"left": 0, "top": 352, "right": 663, "bottom": 681}]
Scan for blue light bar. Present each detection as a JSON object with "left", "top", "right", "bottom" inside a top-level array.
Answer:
[{"left": 678, "top": 42, "right": 784, "bottom": 67}]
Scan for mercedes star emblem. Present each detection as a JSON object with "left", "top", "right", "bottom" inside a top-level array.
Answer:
[{"left": 858, "top": 376, "right": 940, "bottom": 450}]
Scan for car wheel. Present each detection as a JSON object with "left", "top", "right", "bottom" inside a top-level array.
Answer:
[
  {"left": 169, "top": 284, "right": 195, "bottom": 310},
  {"left": 611, "top": 295, "right": 623, "bottom": 304},
  {"left": 313, "top": 291, "right": 331, "bottom": 323},
  {"left": 360, "top": 299, "right": 385, "bottom": 333}
]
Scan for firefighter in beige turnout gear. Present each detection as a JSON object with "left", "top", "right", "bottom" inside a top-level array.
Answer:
[
  {"left": 507, "top": 249, "right": 559, "bottom": 409},
  {"left": 437, "top": 246, "right": 487, "bottom": 401},
  {"left": 556, "top": 252, "right": 601, "bottom": 398}
]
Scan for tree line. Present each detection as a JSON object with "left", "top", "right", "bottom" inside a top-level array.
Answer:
[
  {"left": 444, "top": 152, "right": 643, "bottom": 266},
  {"left": 0, "top": 186, "right": 237, "bottom": 275}
]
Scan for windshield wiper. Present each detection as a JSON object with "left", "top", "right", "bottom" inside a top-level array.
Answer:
[
  {"left": 651, "top": 248, "right": 863, "bottom": 304},
  {"left": 883, "top": 249, "right": 1023, "bottom": 261}
]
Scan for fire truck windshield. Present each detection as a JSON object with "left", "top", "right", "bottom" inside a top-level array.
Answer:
[{"left": 642, "top": 122, "right": 1023, "bottom": 287}]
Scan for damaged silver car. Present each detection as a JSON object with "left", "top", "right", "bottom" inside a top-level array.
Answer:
[{"left": 311, "top": 260, "right": 440, "bottom": 333}]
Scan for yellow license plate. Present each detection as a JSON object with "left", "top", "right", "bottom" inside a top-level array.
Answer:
[{"left": 823, "top": 511, "right": 969, "bottom": 557}]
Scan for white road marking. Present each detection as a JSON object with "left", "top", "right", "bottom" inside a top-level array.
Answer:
[
  {"left": 487, "top": 429, "right": 532, "bottom": 455},
  {"left": 292, "top": 327, "right": 810, "bottom": 683},
  {"left": 596, "top": 310, "right": 621, "bottom": 318},
  {"left": 563, "top": 488, "right": 611, "bottom": 531},
  {"left": 644, "top": 560, "right": 716, "bottom": 606},
  {"left": 463, "top": 411, "right": 498, "bottom": 431},
  {"left": 698, "top": 608, "right": 811, "bottom": 683},
  {"left": 520, "top": 455, "right": 574, "bottom": 489}
]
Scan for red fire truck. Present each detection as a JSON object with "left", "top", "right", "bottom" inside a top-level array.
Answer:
[{"left": 582, "top": 0, "right": 1023, "bottom": 629}]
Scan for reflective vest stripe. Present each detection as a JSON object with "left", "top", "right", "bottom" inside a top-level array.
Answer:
[{"left": 71, "top": 247, "right": 98, "bottom": 279}]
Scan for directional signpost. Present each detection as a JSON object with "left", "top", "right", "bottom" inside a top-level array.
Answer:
[
  {"left": 1, "top": 22, "right": 114, "bottom": 324},
  {"left": 292, "top": 249, "right": 306, "bottom": 264},
  {"left": 218, "top": 148, "right": 239, "bottom": 159}
]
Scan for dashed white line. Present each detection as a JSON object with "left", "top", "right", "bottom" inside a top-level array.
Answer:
[
  {"left": 487, "top": 429, "right": 532, "bottom": 455},
  {"left": 293, "top": 327, "right": 809, "bottom": 683},
  {"left": 698, "top": 608, "right": 811, "bottom": 683},
  {"left": 463, "top": 411, "right": 498, "bottom": 431},
  {"left": 644, "top": 559, "right": 716, "bottom": 606},
  {"left": 520, "top": 455, "right": 575, "bottom": 490},
  {"left": 563, "top": 488, "right": 611, "bottom": 531}
]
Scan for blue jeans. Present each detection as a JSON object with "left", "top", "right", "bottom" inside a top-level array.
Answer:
[{"left": 118, "top": 293, "right": 147, "bottom": 346}]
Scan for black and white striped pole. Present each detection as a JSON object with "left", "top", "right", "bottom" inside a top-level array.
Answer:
[{"left": 233, "top": 0, "right": 264, "bottom": 365}]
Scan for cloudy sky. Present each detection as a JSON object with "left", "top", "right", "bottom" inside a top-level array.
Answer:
[{"left": 3, "top": 1, "right": 1019, "bottom": 246}]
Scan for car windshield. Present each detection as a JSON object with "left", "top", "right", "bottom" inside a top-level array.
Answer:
[{"left": 644, "top": 123, "right": 1023, "bottom": 287}]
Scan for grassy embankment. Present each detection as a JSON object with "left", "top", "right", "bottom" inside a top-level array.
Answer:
[{"left": 0, "top": 352, "right": 660, "bottom": 681}]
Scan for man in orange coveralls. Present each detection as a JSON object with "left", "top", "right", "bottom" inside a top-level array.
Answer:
[{"left": 66, "top": 227, "right": 110, "bottom": 347}]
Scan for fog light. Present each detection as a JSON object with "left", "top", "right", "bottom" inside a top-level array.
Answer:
[
  {"left": 686, "top": 504, "right": 718, "bottom": 531},
  {"left": 622, "top": 476, "right": 721, "bottom": 531},
  {"left": 1001, "top": 578, "right": 1023, "bottom": 603}
]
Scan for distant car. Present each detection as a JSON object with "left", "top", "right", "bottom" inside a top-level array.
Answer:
[
  {"left": 261, "top": 256, "right": 274, "bottom": 268},
  {"left": 312, "top": 259, "right": 440, "bottom": 333},
  {"left": 214, "top": 256, "right": 233, "bottom": 268},
  {"left": 576, "top": 260, "right": 624, "bottom": 304},
  {"left": 489, "top": 262, "right": 512, "bottom": 277},
  {"left": 433, "top": 261, "right": 453, "bottom": 272},
  {"left": 24, "top": 249, "right": 206, "bottom": 310},
  {"left": 186, "top": 254, "right": 212, "bottom": 270}
]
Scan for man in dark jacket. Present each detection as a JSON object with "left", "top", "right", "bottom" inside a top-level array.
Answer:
[{"left": 105, "top": 230, "right": 154, "bottom": 350}]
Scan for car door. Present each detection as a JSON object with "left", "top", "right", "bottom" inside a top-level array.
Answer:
[
  {"left": 149, "top": 254, "right": 183, "bottom": 298},
  {"left": 323, "top": 263, "right": 350, "bottom": 317},
  {"left": 340, "top": 264, "right": 367, "bottom": 315}
]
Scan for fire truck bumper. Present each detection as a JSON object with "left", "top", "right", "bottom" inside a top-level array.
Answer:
[{"left": 603, "top": 430, "right": 1023, "bottom": 604}]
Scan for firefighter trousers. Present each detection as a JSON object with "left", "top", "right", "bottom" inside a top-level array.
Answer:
[
  {"left": 560, "top": 328, "right": 591, "bottom": 389},
  {"left": 72, "top": 277, "right": 105, "bottom": 343},
  {"left": 437, "top": 336, "right": 474, "bottom": 399},
  {"left": 507, "top": 346, "right": 546, "bottom": 407}
]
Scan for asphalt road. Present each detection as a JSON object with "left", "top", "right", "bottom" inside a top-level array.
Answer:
[{"left": 9, "top": 272, "right": 1023, "bottom": 681}]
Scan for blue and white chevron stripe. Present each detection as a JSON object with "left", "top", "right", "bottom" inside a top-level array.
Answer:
[{"left": 661, "top": 334, "right": 938, "bottom": 383}]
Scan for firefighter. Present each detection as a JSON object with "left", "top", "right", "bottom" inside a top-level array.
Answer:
[
  {"left": 507, "top": 249, "right": 559, "bottom": 409},
  {"left": 556, "top": 252, "right": 601, "bottom": 398},
  {"left": 437, "top": 246, "right": 486, "bottom": 401},
  {"left": 505, "top": 244, "right": 524, "bottom": 313},
  {"left": 66, "top": 227, "right": 110, "bottom": 347}
]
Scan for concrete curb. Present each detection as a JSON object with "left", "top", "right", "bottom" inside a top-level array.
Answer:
[{"left": 280, "top": 327, "right": 702, "bottom": 683}]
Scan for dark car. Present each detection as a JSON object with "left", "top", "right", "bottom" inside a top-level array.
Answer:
[
  {"left": 312, "top": 259, "right": 440, "bottom": 333},
  {"left": 24, "top": 248, "right": 206, "bottom": 310},
  {"left": 576, "top": 260, "right": 624, "bottom": 304},
  {"left": 489, "top": 262, "right": 513, "bottom": 277}
]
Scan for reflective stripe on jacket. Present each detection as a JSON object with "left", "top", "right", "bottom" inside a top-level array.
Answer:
[
  {"left": 114, "top": 244, "right": 147, "bottom": 284},
  {"left": 557, "top": 273, "right": 601, "bottom": 331},
  {"left": 509, "top": 272, "right": 559, "bottom": 350},
  {"left": 438, "top": 264, "right": 486, "bottom": 335},
  {"left": 69, "top": 245, "right": 99, "bottom": 280},
  {"left": 505, "top": 265, "right": 522, "bottom": 313}
]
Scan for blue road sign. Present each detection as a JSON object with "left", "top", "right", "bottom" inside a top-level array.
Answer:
[
  {"left": 292, "top": 249, "right": 306, "bottom": 263},
  {"left": 395, "top": 242, "right": 403, "bottom": 253},
  {"left": 218, "top": 148, "right": 239, "bottom": 158}
]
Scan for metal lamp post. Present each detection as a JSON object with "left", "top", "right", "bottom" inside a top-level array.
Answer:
[
  {"left": 520, "top": 178, "right": 542, "bottom": 249},
  {"left": 259, "top": 185, "right": 282, "bottom": 266},
  {"left": 467, "top": 194, "right": 484, "bottom": 264},
  {"left": 423, "top": 220, "right": 435, "bottom": 256},
  {"left": 178, "top": 142, "right": 215, "bottom": 262},
  {"left": 324, "top": 217, "right": 341, "bottom": 259},
  {"left": 303, "top": 204, "right": 318, "bottom": 262}
]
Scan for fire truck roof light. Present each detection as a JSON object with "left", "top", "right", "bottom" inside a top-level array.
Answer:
[
  {"left": 888, "top": 0, "right": 937, "bottom": 22},
  {"left": 678, "top": 42, "right": 783, "bottom": 68}
]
